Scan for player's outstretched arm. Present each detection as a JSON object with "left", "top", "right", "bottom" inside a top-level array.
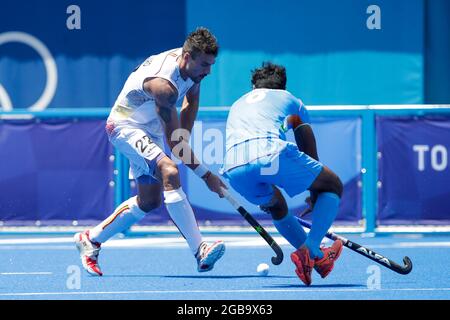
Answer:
[
  {"left": 288, "top": 102, "right": 319, "bottom": 161},
  {"left": 293, "top": 121, "right": 319, "bottom": 161},
  {"left": 147, "top": 78, "right": 199, "bottom": 166},
  {"left": 289, "top": 105, "right": 320, "bottom": 211},
  {"left": 144, "top": 78, "right": 226, "bottom": 197}
]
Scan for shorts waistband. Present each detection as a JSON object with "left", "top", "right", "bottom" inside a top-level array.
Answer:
[{"left": 226, "top": 136, "right": 280, "bottom": 153}]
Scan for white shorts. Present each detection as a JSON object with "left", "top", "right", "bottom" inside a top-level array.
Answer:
[{"left": 106, "top": 120, "right": 166, "bottom": 181}]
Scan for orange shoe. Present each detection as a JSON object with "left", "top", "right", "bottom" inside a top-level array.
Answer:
[
  {"left": 314, "top": 240, "right": 344, "bottom": 278},
  {"left": 290, "top": 246, "right": 314, "bottom": 286}
]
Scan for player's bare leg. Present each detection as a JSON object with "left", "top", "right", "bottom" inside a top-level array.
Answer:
[
  {"left": 156, "top": 156, "right": 225, "bottom": 272},
  {"left": 74, "top": 181, "right": 160, "bottom": 276}
]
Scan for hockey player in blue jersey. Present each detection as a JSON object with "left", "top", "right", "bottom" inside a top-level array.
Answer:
[{"left": 221, "top": 62, "right": 344, "bottom": 286}]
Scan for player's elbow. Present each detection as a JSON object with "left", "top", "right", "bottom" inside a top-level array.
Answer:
[{"left": 289, "top": 115, "right": 303, "bottom": 129}]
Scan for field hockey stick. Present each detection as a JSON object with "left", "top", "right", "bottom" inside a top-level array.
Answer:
[
  {"left": 221, "top": 188, "right": 284, "bottom": 265},
  {"left": 296, "top": 217, "right": 413, "bottom": 275}
]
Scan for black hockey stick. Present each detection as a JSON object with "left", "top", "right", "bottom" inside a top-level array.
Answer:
[
  {"left": 296, "top": 217, "right": 412, "bottom": 275},
  {"left": 222, "top": 188, "right": 283, "bottom": 265}
]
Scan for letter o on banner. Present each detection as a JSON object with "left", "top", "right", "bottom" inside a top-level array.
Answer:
[{"left": 0, "top": 31, "right": 58, "bottom": 111}]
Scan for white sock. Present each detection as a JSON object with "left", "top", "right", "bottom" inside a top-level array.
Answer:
[
  {"left": 164, "top": 188, "right": 203, "bottom": 255},
  {"left": 89, "top": 196, "right": 147, "bottom": 243}
]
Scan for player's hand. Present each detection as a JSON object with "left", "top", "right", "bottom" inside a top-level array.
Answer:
[{"left": 203, "top": 172, "right": 227, "bottom": 198}]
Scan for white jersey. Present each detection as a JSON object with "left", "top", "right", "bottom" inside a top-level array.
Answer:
[{"left": 108, "top": 48, "right": 195, "bottom": 133}]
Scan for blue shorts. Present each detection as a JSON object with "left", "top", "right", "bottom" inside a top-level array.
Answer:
[{"left": 222, "top": 143, "right": 323, "bottom": 206}]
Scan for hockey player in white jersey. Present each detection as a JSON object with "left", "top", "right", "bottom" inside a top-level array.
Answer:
[{"left": 75, "top": 27, "right": 226, "bottom": 276}]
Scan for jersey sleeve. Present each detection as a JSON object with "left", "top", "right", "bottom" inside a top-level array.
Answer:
[
  {"left": 281, "top": 98, "right": 310, "bottom": 132},
  {"left": 297, "top": 99, "right": 310, "bottom": 124}
]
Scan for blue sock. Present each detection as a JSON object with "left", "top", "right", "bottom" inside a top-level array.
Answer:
[
  {"left": 273, "top": 212, "right": 307, "bottom": 250},
  {"left": 304, "top": 192, "right": 340, "bottom": 259}
]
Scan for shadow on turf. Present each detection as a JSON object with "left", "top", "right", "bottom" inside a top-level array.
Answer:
[
  {"left": 266, "top": 283, "right": 365, "bottom": 288},
  {"left": 103, "top": 275, "right": 297, "bottom": 279},
  {"left": 164, "top": 275, "right": 298, "bottom": 279}
]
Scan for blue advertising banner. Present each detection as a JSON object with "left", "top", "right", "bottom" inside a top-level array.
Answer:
[
  {"left": 0, "top": 119, "right": 114, "bottom": 225},
  {"left": 166, "top": 117, "right": 362, "bottom": 226},
  {"left": 128, "top": 116, "right": 362, "bottom": 226},
  {"left": 377, "top": 117, "right": 450, "bottom": 225}
]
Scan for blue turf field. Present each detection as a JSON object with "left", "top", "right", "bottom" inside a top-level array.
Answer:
[{"left": 0, "top": 233, "right": 449, "bottom": 300}]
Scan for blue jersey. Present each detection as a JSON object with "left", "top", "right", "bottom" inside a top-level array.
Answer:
[{"left": 223, "top": 89, "right": 310, "bottom": 171}]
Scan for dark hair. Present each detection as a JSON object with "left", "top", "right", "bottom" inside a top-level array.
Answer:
[
  {"left": 183, "top": 27, "right": 219, "bottom": 59},
  {"left": 251, "top": 62, "right": 287, "bottom": 90}
]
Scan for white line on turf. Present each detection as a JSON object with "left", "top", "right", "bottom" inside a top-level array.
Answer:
[
  {"left": 0, "top": 245, "right": 75, "bottom": 250},
  {"left": 0, "top": 287, "right": 449, "bottom": 297},
  {"left": 0, "top": 237, "right": 449, "bottom": 249},
  {"left": 0, "top": 237, "right": 74, "bottom": 244},
  {"left": 0, "top": 272, "right": 53, "bottom": 275}
]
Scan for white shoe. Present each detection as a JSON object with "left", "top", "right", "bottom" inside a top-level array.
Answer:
[
  {"left": 74, "top": 230, "right": 103, "bottom": 276},
  {"left": 195, "top": 240, "right": 225, "bottom": 272}
]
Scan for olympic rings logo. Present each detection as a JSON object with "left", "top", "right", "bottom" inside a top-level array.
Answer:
[{"left": 0, "top": 31, "right": 58, "bottom": 111}]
